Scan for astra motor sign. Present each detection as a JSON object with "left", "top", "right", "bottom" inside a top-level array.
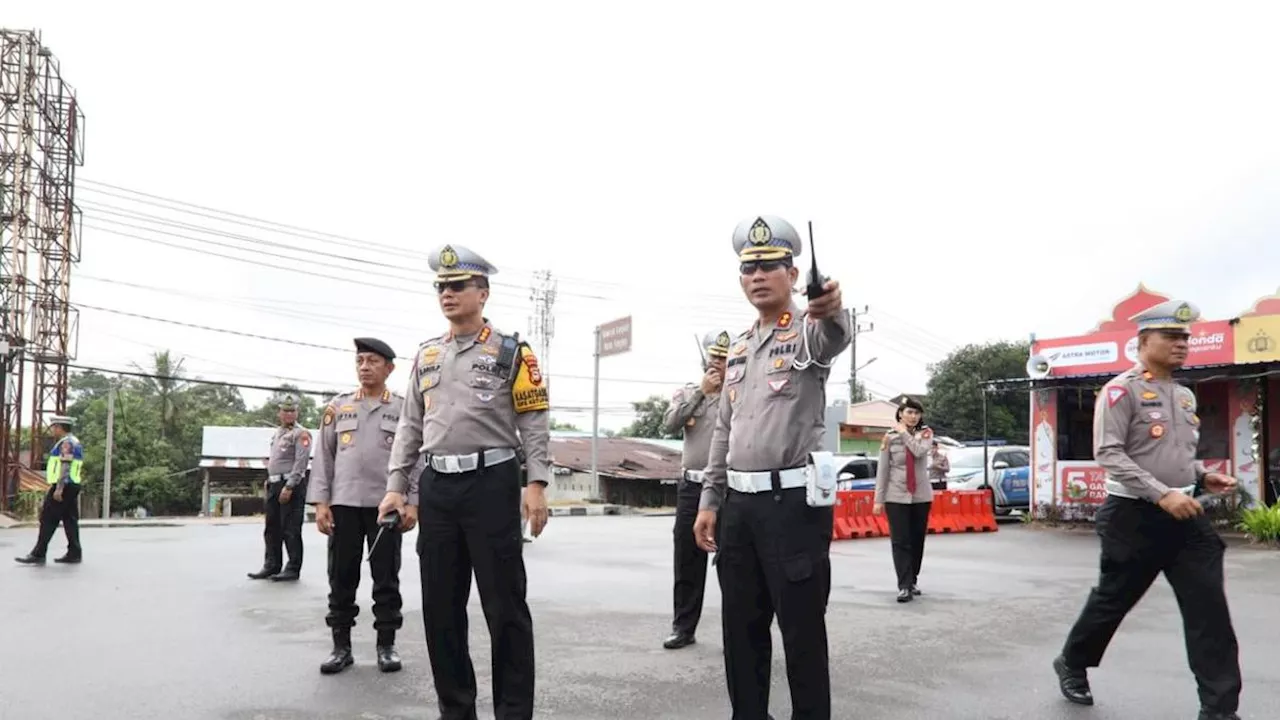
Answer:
[{"left": 1032, "top": 321, "right": 1234, "bottom": 377}]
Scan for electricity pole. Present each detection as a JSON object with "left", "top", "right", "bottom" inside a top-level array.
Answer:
[
  {"left": 103, "top": 383, "right": 115, "bottom": 519},
  {"left": 849, "top": 306, "right": 873, "bottom": 402}
]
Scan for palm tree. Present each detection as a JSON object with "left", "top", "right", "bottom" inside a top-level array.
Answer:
[{"left": 130, "top": 350, "right": 189, "bottom": 440}]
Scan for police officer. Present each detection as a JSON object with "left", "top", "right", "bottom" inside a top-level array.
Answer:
[
  {"left": 1053, "top": 300, "right": 1244, "bottom": 720},
  {"left": 660, "top": 329, "right": 730, "bottom": 650},
  {"left": 380, "top": 243, "right": 551, "bottom": 720},
  {"left": 693, "top": 216, "right": 850, "bottom": 720},
  {"left": 309, "top": 338, "right": 421, "bottom": 675},
  {"left": 248, "top": 395, "right": 312, "bottom": 582},
  {"left": 14, "top": 415, "right": 84, "bottom": 565}
]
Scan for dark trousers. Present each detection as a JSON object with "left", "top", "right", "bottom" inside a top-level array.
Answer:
[
  {"left": 262, "top": 478, "right": 306, "bottom": 572},
  {"left": 884, "top": 501, "right": 931, "bottom": 590},
  {"left": 1061, "top": 496, "right": 1242, "bottom": 713},
  {"left": 418, "top": 457, "right": 535, "bottom": 720},
  {"left": 717, "top": 485, "right": 834, "bottom": 720},
  {"left": 326, "top": 505, "right": 403, "bottom": 640},
  {"left": 31, "top": 484, "right": 81, "bottom": 558},
  {"left": 672, "top": 475, "right": 709, "bottom": 636}
]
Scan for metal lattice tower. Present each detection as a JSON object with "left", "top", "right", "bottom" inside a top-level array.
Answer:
[
  {"left": 0, "top": 29, "right": 83, "bottom": 511},
  {"left": 527, "top": 270, "right": 557, "bottom": 389}
]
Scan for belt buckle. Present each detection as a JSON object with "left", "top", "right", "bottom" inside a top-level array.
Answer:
[{"left": 444, "top": 455, "right": 461, "bottom": 473}]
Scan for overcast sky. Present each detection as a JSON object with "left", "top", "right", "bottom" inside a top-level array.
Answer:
[{"left": 8, "top": 1, "right": 1280, "bottom": 431}]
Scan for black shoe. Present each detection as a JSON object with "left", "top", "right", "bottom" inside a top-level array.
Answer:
[
  {"left": 897, "top": 589, "right": 913, "bottom": 603},
  {"left": 910, "top": 585, "right": 922, "bottom": 596},
  {"left": 321, "top": 630, "right": 354, "bottom": 675},
  {"left": 377, "top": 645, "right": 402, "bottom": 672},
  {"left": 663, "top": 632, "right": 696, "bottom": 650},
  {"left": 1052, "top": 655, "right": 1093, "bottom": 706},
  {"left": 14, "top": 554, "right": 46, "bottom": 565},
  {"left": 247, "top": 567, "right": 281, "bottom": 579},
  {"left": 54, "top": 554, "right": 82, "bottom": 564},
  {"left": 270, "top": 569, "right": 300, "bottom": 582},
  {"left": 1198, "top": 711, "right": 1242, "bottom": 720}
]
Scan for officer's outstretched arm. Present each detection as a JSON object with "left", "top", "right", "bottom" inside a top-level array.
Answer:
[
  {"left": 1093, "top": 385, "right": 1169, "bottom": 502},
  {"left": 308, "top": 401, "right": 339, "bottom": 504},
  {"left": 387, "top": 355, "right": 425, "bottom": 495},
  {"left": 511, "top": 344, "right": 552, "bottom": 487},
  {"left": 699, "top": 393, "right": 731, "bottom": 513},
  {"left": 802, "top": 305, "right": 852, "bottom": 367}
]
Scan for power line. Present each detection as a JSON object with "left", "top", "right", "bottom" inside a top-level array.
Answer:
[{"left": 75, "top": 302, "right": 700, "bottom": 388}]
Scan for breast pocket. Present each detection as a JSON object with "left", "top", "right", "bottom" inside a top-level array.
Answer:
[
  {"left": 724, "top": 365, "right": 747, "bottom": 409},
  {"left": 335, "top": 418, "right": 359, "bottom": 452},
  {"left": 379, "top": 415, "right": 400, "bottom": 449},
  {"left": 763, "top": 370, "right": 798, "bottom": 401}
]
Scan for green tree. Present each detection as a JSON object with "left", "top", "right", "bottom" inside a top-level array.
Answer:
[
  {"left": 619, "top": 395, "right": 676, "bottom": 439},
  {"left": 849, "top": 379, "right": 871, "bottom": 404},
  {"left": 550, "top": 419, "right": 580, "bottom": 431},
  {"left": 925, "top": 341, "right": 1030, "bottom": 444}
]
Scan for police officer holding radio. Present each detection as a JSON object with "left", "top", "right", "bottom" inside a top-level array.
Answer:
[
  {"left": 693, "top": 216, "right": 850, "bottom": 720},
  {"left": 660, "top": 329, "right": 730, "bottom": 650},
  {"left": 1053, "top": 300, "right": 1244, "bottom": 720},
  {"left": 380, "top": 244, "right": 551, "bottom": 720},
  {"left": 309, "top": 337, "right": 420, "bottom": 675},
  {"left": 249, "top": 395, "right": 311, "bottom": 582}
]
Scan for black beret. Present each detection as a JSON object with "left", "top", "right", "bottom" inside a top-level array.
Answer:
[{"left": 354, "top": 337, "right": 396, "bottom": 361}]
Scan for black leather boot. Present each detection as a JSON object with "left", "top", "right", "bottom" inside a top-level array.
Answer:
[
  {"left": 376, "top": 631, "right": 402, "bottom": 673},
  {"left": 320, "top": 629, "right": 354, "bottom": 675}
]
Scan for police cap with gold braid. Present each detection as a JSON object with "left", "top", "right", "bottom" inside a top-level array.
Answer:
[
  {"left": 1129, "top": 299, "right": 1200, "bottom": 335},
  {"left": 731, "top": 215, "right": 803, "bottom": 263},
  {"left": 702, "top": 330, "right": 731, "bottom": 358},
  {"left": 428, "top": 244, "right": 498, "bottom": 283}
]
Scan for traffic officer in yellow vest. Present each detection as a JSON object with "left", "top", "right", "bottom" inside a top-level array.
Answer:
[
  {"left": 14, "top": 415, "right": 84, "bottom": 565},
  {"left": 660, "top": 329, "right": 729, "bottom": 650},
  {"left": 1054, "top": 300, "right": 1244, "bottom": 720},
  {"left": 248, "top": 395, "right": 312, "bottom": 582},
  {"left": 693, "top": 216, "right": 850, "bottom": 720},
  {"left": 380, "top": 243, "right": 551, "bottom": 720},
  {"left": 310, "top": 338, "right": 422, "bottom": 675}
]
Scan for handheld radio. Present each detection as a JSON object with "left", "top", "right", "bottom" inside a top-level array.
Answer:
[{"left": 805, "top": 221, "right": 828, "bottom": 299}]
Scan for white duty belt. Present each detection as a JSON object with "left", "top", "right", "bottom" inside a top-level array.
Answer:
[
  {"left": 429, "top": 448, "right": 517, "bottom": 474},
  {"left": 684, "top": 469, "right": 706, "bottom": 484},
  {"left": 1105, "top": 478, "right": 1195, "bottom": 501},
  {"left": 727, "top": 468, "right": 807, "bottom": 494}
]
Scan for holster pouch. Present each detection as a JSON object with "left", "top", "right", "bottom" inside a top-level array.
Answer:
[{"left": 805, "top": 451, "right": 838, "bottom": 508}]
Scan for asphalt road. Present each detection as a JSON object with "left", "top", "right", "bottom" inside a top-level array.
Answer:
[{"left": 1, "top": 516, "right": 1277, "bottom": 720}]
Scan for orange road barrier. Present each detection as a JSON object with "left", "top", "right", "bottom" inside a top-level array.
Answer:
[
  {"left": 832, "top": 490, "right": 883, "bottom": 540},
  {"left": 831, "top": 489, "right": 998, "bottom": 540}
]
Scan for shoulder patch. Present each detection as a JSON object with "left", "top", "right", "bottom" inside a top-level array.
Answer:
[
  {"left": 512, "top": 344, "right": 549, "bottom": 414},
  {"left": 322, "top": 404, "right": 336, "bottom": 426},
  {"left": 1105, "top": 386, "right": 1128, "bottom": 407}
]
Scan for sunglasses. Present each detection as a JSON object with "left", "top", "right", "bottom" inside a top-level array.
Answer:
[
  {"left": 739, "top": 260, "right": 788, "bottom": 275},
  {"left": 434, "top": 280, "right": 474, "bottom": 294}
]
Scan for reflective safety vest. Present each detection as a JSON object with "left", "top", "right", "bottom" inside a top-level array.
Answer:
[{"left": 46, "top": 434, "right": 84, "bottom": 485}]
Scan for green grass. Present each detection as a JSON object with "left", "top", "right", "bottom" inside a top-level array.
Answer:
[{"left": 1237, "top": 503, "right": 1280, "bottom": 545}]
